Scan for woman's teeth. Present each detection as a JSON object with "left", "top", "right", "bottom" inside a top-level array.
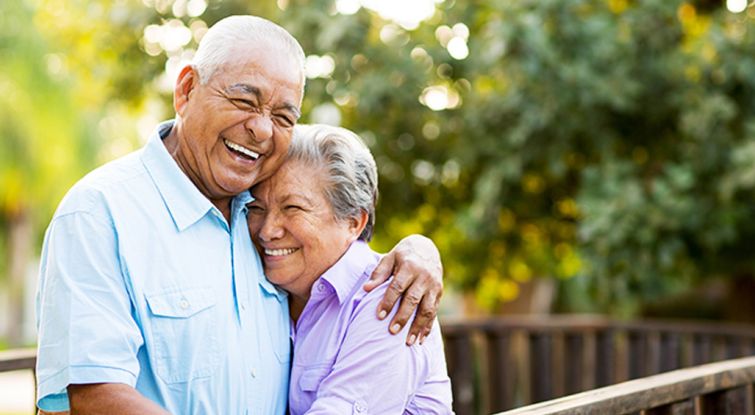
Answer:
[
  {"left": 224, "top": 139, "right": 260, "bottom": 160},
  {"left": 265, "top": 248, "right": 298, "bottom": 256}
]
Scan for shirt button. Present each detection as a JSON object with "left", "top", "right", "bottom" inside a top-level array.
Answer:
[
  {"left": 250, "top": 368, "right": 257, "bottom": 378},
  {"left": 353, "top": 401, "right": 367, "bottom": 413},
  {"left": 240, "top": 303, "right": 246, "bottom": 311},
  {"left": 317, "top": 283, "right": 325, "bottom": 292},
  {"left": 179, "top": 298, "right": 190, "bottom": 309}
]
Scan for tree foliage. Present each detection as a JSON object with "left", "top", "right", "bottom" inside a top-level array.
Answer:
[
  {"left": 283, "top": 0, "right": 755, "bottom": 313},
  {"left": 6, "top": 0, "right": 755, "bottom": 319}
]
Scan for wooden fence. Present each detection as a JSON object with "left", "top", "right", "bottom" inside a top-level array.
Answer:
[
  {"left": 2, "top": 316, "right": 755, "bottom": 414},
  {"left": 441, "top": 315, "right": 755, "bottom": 415},
  {"left": 497, "top": 355, "right": 755, "bottom": 414},
  {"left": 0, "top": 347, "right": 36, "bottom": 374},
  {"left": 0, "top": 347, "right": 36, "bottom": 408}
]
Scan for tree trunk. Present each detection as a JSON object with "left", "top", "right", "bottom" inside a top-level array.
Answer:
[{"left": 5, "top": 210, "right": 32, "bottom": 347}]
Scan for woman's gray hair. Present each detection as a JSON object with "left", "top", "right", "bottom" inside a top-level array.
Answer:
[
  {"left": 192, "top": 15, "right": 306, "bottom": 85},
  {"left": 288, "top": 124, "right": 379, "bottom": 242}
]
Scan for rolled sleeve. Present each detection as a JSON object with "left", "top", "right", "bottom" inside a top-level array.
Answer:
[
  {"left": 307, "top": 396, "right": 369, "bottom": 414},
  {"left": 36, "top": 208, "right": 143, "bottom": 411}
]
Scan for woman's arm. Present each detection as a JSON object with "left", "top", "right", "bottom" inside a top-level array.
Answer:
[{"left": 302, "top": 283, "right": 450, "bottom": 415}]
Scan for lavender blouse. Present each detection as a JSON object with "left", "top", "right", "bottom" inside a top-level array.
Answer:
[{"left": 287, "top": 241, "right": 454, "bottom": 414}]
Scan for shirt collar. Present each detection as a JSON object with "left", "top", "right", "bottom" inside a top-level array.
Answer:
[
  {"left": 141, "top": 120, "right": 216, "bottom": 231},
  {"left": 317, "top": 241, "right": 376, "bottom": 305},
  {"left": 259, "top": 276, "right": 288, "bottom": 302}
]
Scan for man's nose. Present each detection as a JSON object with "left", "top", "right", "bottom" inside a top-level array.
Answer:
[{"left": 245, "top": 113, "right": 274, "bottom": 143}]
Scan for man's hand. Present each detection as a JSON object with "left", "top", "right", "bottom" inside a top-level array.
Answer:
[{"left": 363, "top": 234, "right": 443, "bottom": 346}]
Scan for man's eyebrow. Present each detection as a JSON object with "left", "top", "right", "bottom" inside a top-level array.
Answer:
[
  {"left": 225, "top": 83, "right": 261, "bottom": 97},
  {"left": 225, "top": 83, "right": 301, "bottom": 119},
  {"left": 282, "top": 104, "right": 302, "bottom": 120}
]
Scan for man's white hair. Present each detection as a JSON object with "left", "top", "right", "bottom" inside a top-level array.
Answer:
[{"left": 192, "top": 15, "right": 306, "bottom": 85}]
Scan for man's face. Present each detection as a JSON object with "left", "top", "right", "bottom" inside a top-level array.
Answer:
[{"left": 174, "top": 45, "right": 304, "bottom": 203}]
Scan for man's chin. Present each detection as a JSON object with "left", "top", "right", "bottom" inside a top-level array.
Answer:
[{"left": 217, "top": 174, "right": 259, "bottom": 195}]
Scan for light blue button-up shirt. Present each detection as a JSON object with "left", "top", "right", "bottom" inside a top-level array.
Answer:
[{"left": 35, "top": 121, "right": 290, "bottom": 414}]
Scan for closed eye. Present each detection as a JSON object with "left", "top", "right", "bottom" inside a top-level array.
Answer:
[
  {"left": 231, "top": 98, "right": 257, "bottom": 110},
  {"left": 247, "top": 204, "right": 265, "bottom": 213},
  {"left": 274, "top": 113, "right": 295, "bottom": 128}
]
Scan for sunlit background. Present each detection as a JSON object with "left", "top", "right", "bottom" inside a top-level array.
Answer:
[{"left": 2, "top": 0, "right": 755, "bottom": 411}]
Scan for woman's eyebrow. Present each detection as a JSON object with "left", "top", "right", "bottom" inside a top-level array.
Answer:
[{"left": 282, "top": 193, "right": 313, "bottom": 205}]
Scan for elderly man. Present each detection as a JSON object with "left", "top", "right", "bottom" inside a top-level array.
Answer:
[{"left": 35, "top": 16, "right": 443, "bottom": 414}]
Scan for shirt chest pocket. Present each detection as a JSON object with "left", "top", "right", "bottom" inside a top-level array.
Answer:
[
  {"left": 145, "top": 287, "right": 220, "bottom": 383},
  {"left": 299, "top": 364, "right": 332, "bottom": 392}
]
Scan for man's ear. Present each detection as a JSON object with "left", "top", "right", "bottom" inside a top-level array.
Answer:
[
  {"left": 174, "top": 65, "right": 199, "bottom": 116},
  {"left": 348, "top": 211, "right": 369, "bottom": 242}
]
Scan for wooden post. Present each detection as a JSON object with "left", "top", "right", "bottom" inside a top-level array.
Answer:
[
  {"left": 725, "top": 336, "right": 741, "bottom": 360},
  {"left": 445, "top": 328, "right": 476, "bottom": 415},
  {"left": 596, "top": 329, "right": 614, "bottom": 387},
  {"left": 645, "top": 398, "right": 695, "bottom": 415},
  {"left": 564, "top": 332, "right": 584, "bottom": 394},
  {"left": 692, "top": 334, "right": 713, "bottom": 365},
  {"left": 487, "top": 330, "right": 512, "bottom": 412},
  {"left": 660, "top": 332, "right": 681, "bottom": 372},
  {"left": 530, "top": 331, "right": 553, "bottom": 402},
  {"left": 628, "top": 330, "right": 647, "bottom": 379}
]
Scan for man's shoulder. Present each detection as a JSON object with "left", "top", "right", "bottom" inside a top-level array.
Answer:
[
  {"left": 81, "top": 149, "right": 147, "bottom": 189},
  {"left": 54, "top": 149, "right": 148, "bottom": 217}
]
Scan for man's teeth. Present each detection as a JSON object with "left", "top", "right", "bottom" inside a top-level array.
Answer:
[
  {"left": 224, "top": 139, "right": 260, "bottom": 160},
  {"left": 265, "top": 248, "right": 298, "bottom": 256}
]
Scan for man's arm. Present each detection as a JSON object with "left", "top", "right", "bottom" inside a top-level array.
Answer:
[
  {"left": 363, "top": 234, "right": 443, "bottom": 345},
  {"left": 37, "top": 206, "right": 143, "bottom": 411},
  {"left": 67, "top": 384, "right": 170, "bottom": 415}
]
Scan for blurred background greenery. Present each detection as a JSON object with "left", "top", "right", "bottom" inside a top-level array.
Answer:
[{"left": 1, "top": 0, "right": 754, "bottom": 348}]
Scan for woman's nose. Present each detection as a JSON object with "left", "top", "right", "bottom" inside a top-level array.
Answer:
[{"left": 259, "top": 212, "right": 284, "bottom": 241}]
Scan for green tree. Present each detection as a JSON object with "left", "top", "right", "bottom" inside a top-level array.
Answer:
[
  {"left": 0, "top": 0, "right": 99, "bottom": 345},
  {"left": 14, "top": 0, "right": 755, "bottom": 323},
  {"left": 284, "top": 0, "right": 755, "bottom": 315}
]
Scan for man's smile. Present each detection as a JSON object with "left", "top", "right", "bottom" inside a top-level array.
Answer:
[{"left": 224, "top": 138, "right": 260, "bottom": 160}]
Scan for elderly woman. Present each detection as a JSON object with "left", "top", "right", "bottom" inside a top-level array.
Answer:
[{"left": 247, "top": 124, "right": 453, "bottom": 414}]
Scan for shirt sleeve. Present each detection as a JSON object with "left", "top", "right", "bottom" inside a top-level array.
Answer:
[
  {"left": 303, "top": 283, "right": 429, "bottom": 415},
  {"left": 403, "top": 329, "right": 454, "bottom": 414},
  {"left": 36, "top": 207, "right": 143, "bottom": 412}
]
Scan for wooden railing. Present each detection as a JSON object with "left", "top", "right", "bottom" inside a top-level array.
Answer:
[
  {"left": 0, "top": 347, "right": 37, "bottom": 408},
  {"left": 0, "top": 347, "right": 36, "bottom": 373},
  {"left": 3, "top": 316, "right": 754, "bottom": 414},
  {"left": 441, "top": 315, "right": 755, "bottom": 415},
  {"left": 496, "top": 355, "right": 755, "bottom": 414}
]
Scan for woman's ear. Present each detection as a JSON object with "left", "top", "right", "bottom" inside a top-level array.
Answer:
[
  {"left": 348, "top": 211, "right": 369, "bottom": 242},
  {"left": 173, "top": 65, "right": 199, "bottom": 116}
]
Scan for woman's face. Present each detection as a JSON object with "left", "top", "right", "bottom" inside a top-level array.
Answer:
[{"left": 248, "top": 160, "right": 363, "bottom": 299}]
